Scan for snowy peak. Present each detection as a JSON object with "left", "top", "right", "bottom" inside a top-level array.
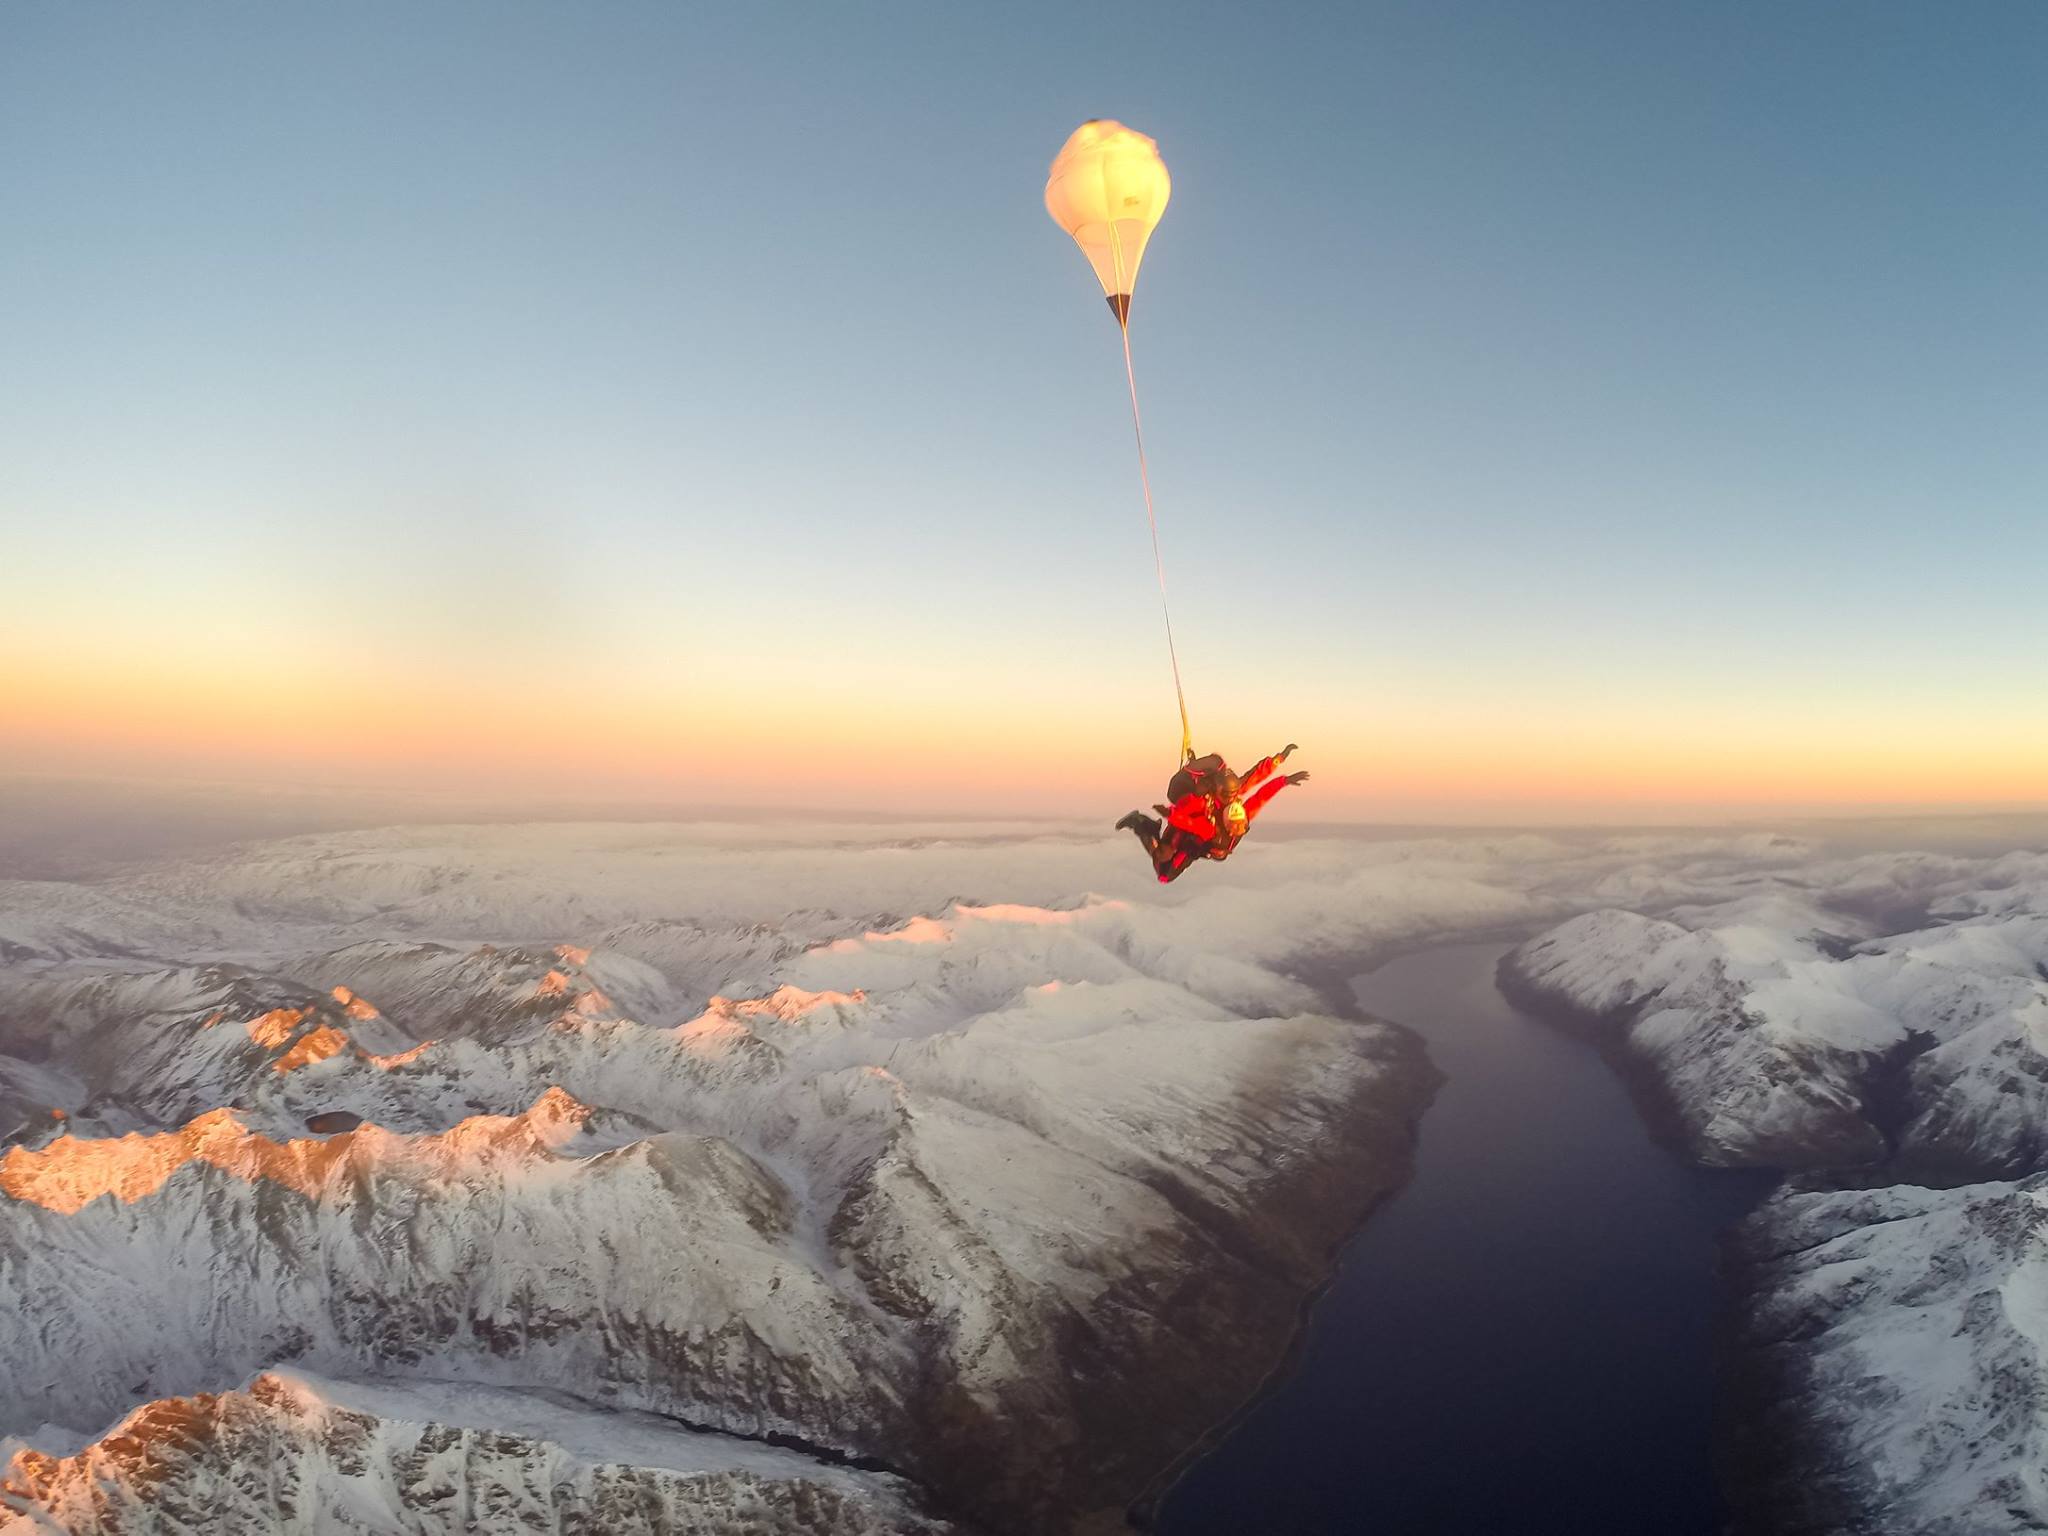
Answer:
[
  {"left": 0, "top": 1370, "right": 951, "bottom": 1536},
  {"left": 706, "top": 985, "right": 868, "bottom": 1029},
  {"left": 1505, "top": 856, "right": 2048, "bottom": 1176},
  {"left": 0, "top": 1089, "right": 619, "bottom": 1215},
  {"left": 2, "top": 1106, "right": 341, "bottom": 1213}
]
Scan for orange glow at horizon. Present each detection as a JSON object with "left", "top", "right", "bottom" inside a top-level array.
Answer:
[{"left": 7, "top": 637, "right": 2044, "bottom": 822}]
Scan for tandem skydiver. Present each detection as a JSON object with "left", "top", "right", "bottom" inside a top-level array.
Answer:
[{"left": 1115, "top": 744, "right": 1310, "bottom": 883}]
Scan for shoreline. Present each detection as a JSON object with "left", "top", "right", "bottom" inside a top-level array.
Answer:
[
  {"left": 1120, "top": 1055, "right": 1441, "bottom": 1532},
  {"left": 1137, "top": 931, "right": 1781, "bottom": 1536},
  {"left": 1120, "top": 928, "right": 1541, "bottom": 1531}
]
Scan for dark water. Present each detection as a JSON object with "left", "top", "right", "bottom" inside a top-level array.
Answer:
[{"left": 1156, "top": 941, "right": 1772, "bottom": 1536}]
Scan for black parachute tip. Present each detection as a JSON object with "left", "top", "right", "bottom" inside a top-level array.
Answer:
[{"left": 1106, "top": 293, "right": 1132, "bottom": 324}]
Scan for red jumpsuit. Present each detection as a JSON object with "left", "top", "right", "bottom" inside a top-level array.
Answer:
[{"left": 1154, "top": 753, "right": 1294, "bottom": 880}]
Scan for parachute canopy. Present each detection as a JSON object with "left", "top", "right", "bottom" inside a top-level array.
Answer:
[{"left": 1044, "top": 120, "right": 1171, "bottom": 325}]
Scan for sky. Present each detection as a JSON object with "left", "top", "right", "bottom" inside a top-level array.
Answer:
[{"left": 3, "top": 1, "right": 2045, "bottom": 822}]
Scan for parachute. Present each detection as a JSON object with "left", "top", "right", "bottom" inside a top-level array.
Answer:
[
  {"left": 1044, "top": 120, "right": 1172, "bottom": 326},
  {"left": 1044, "top": 120, "right": 1191, "bottom": 759}
]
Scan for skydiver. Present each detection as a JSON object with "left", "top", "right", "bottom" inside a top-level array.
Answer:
[{"left": 1115, "top": 744, "right": 1310, "bottom": 882}]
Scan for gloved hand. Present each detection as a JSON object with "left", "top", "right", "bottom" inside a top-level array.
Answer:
[{"left": 1286, "top": 770, "right": 1311, "bottom": 786}]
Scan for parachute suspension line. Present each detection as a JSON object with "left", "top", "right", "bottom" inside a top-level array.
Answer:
[
  {"left": 1116, "top": 317, "right": 1192, "bottom": 763},
  {"left": 1048, "top": 122, "right": 1182, "bottom": 755},
  {"left": 1102, "top": 199, "right": 1191, "bottom": 762}
]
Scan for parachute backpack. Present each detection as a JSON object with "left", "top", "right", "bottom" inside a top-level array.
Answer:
[{"left": 1166, "top": 753, "right": 1232, "bottom": 806}]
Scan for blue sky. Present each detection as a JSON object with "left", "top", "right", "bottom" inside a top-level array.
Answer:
[{"left": 4, "top": 2, "right": 2044, "bottom": 814}]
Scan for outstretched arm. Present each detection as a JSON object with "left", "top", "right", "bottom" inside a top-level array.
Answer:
[
  {"left": 1242, "top": 770, "right": 1309, "bottom": 825},
  {"left": 1238, "top": 743, "right": 1299, "bottom": 794}
]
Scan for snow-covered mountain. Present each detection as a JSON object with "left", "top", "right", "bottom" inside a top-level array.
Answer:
[
  {"left": 1, "top": 1371, "right": 948, "bottom": 1535},
  {"left": 18, "top": 818, "right": 2038, "bottom": 1533},
  {"left": 10, "top": 819, "right": 1633, "bottom": 1534},
  {"left": 1499, "top": 853, "right": 2048, "bottom": 1175},
  {"left": 1725, "top": 1175, "right": 2048, "bottom": 1535},
  {"left": 1500, "top": 845, "right": 2048, "bottom": 1533}
]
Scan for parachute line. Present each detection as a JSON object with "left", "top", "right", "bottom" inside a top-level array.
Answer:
[{"left": 1116, "top": 313, "right": 1192, "bottom": 763}]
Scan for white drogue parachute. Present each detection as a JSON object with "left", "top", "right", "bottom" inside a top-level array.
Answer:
[
  {"left": 1044, "top": 119, "right": 1172, "bottom": 327},
  {"left": 1045, "top": 119, "right": 1190, "bottom": 757}
]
